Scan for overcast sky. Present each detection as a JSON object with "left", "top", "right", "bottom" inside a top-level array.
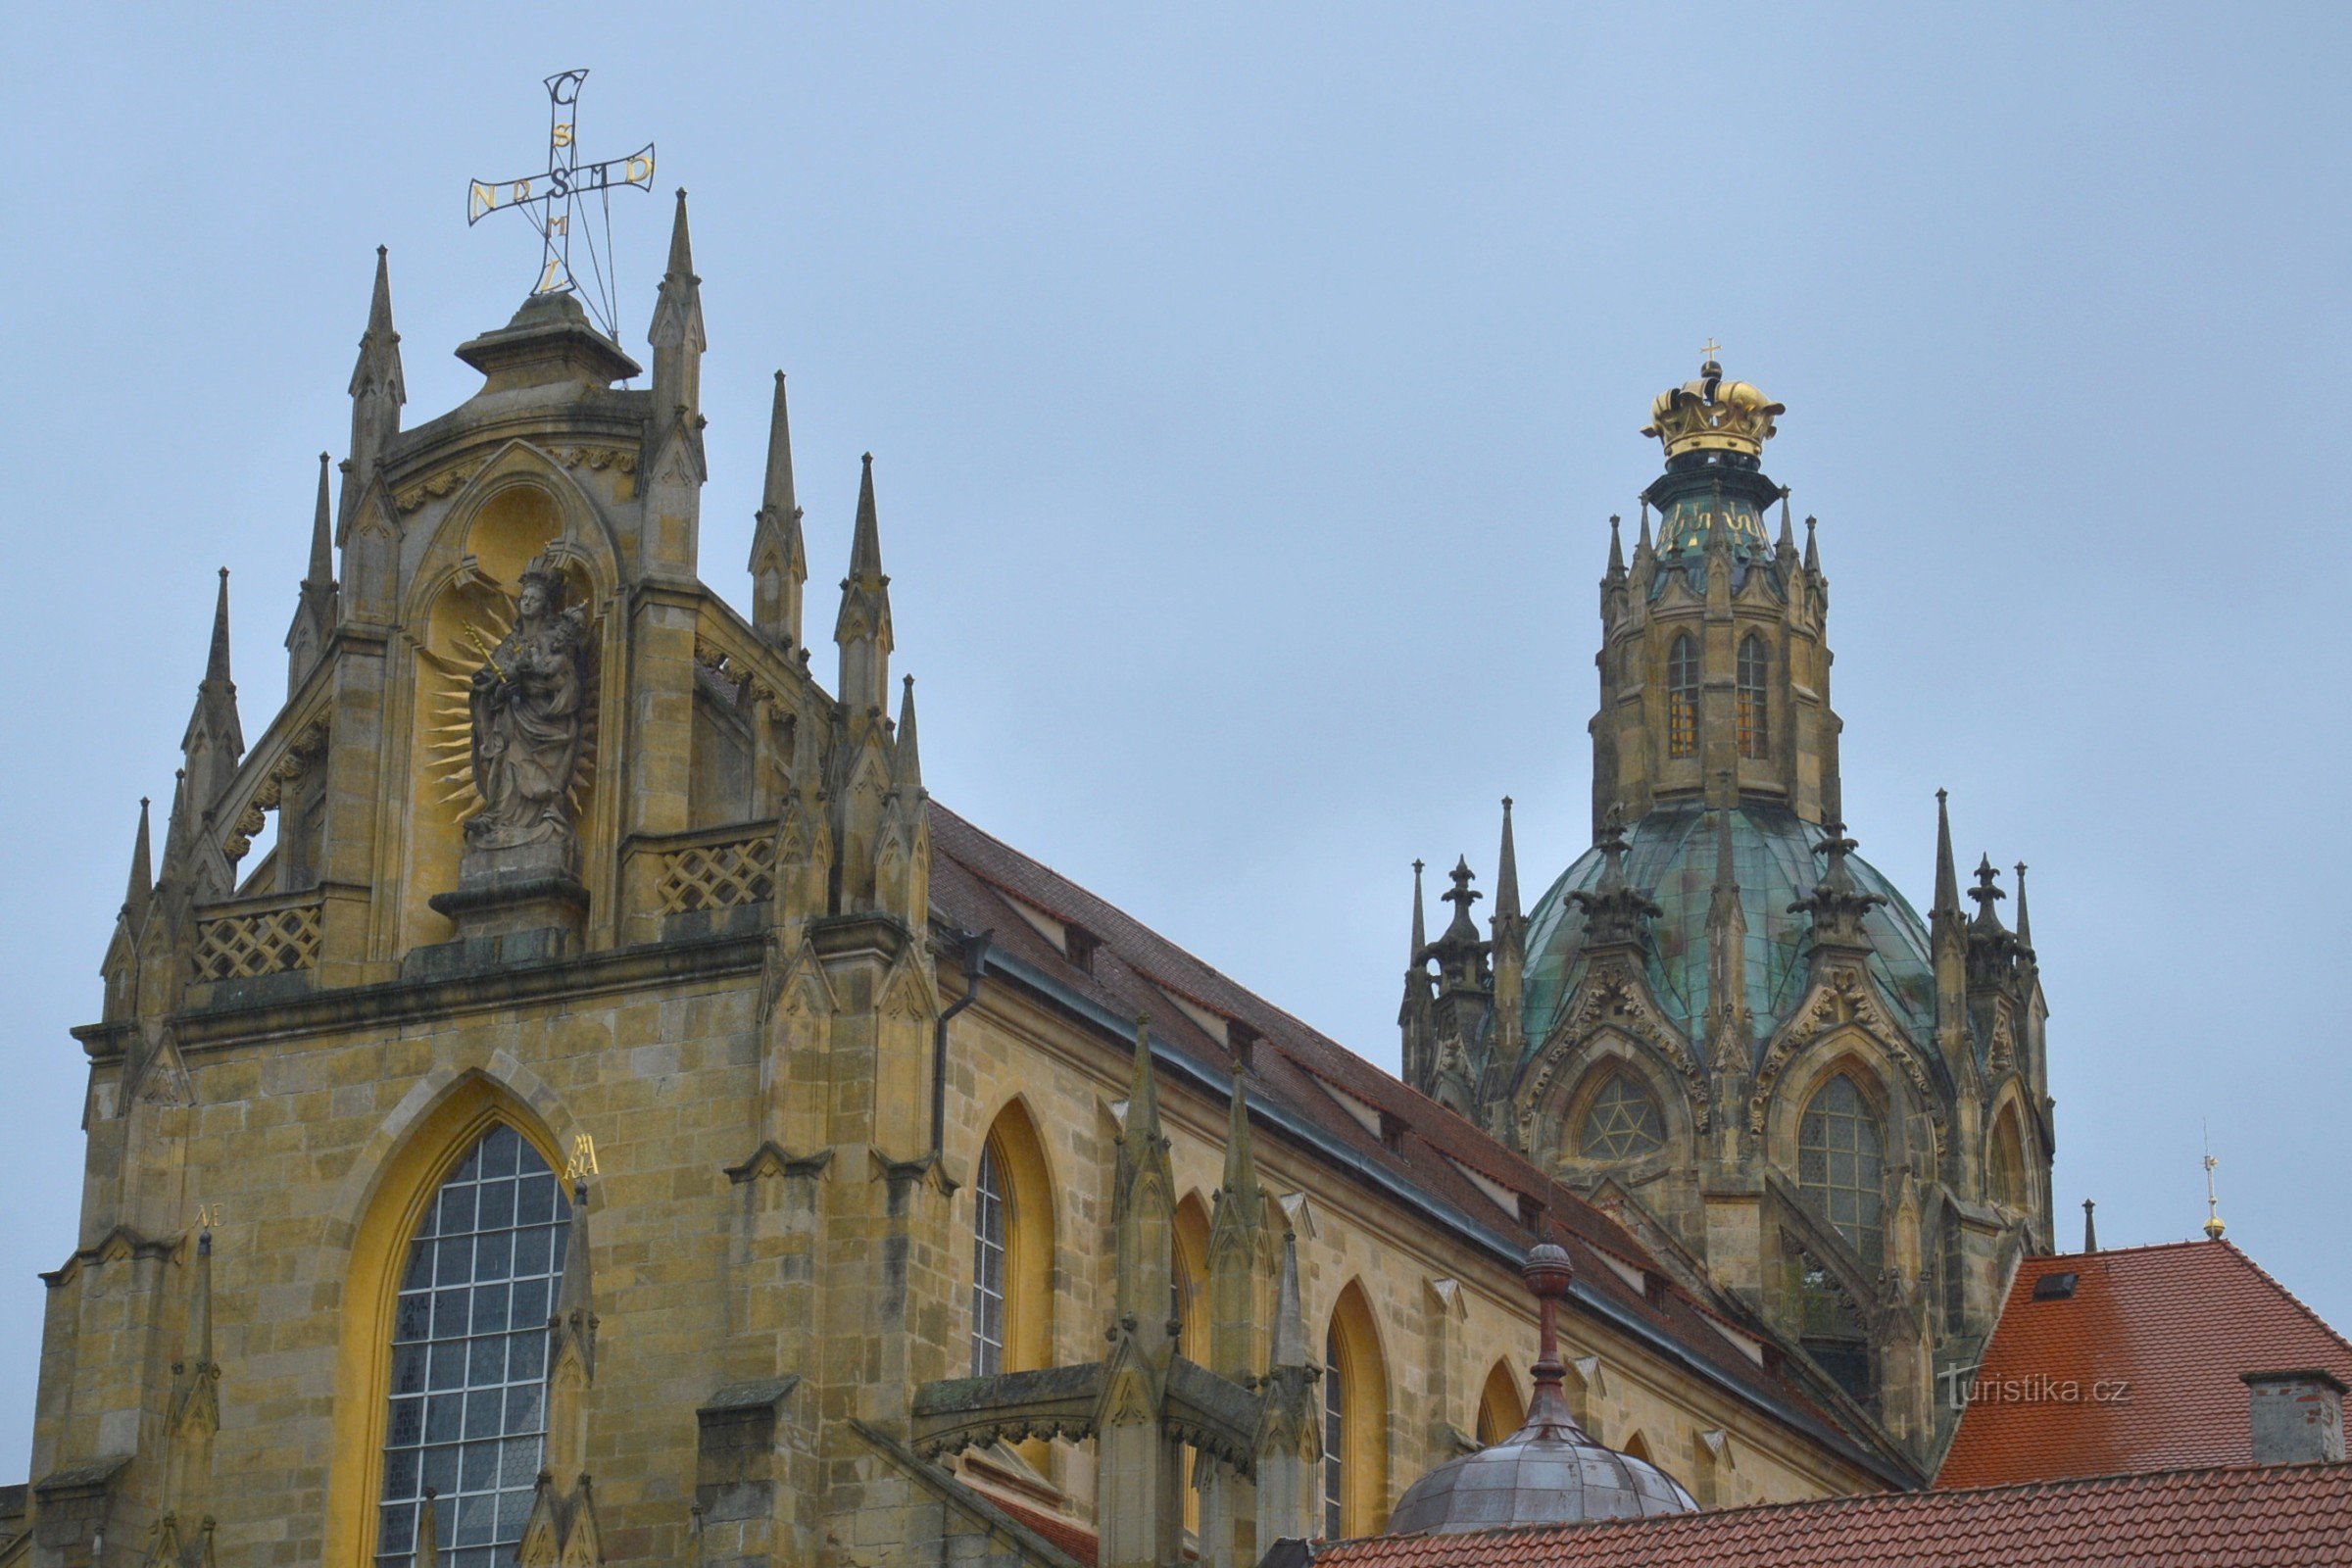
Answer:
[{"left": 4, "top": 4, "right": 2349, "bottom": 1481}]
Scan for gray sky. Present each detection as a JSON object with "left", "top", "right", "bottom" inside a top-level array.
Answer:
[{"left": 4, "top": 4, "right": 2348, "bottom": 1481}]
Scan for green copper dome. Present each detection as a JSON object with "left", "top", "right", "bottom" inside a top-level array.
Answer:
[{"left": 1519, "top": 804, "right": 1935, "bottom": 1068}]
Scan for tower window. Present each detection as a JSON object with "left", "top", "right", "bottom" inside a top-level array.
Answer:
[
  {"left": 1797, "top": 1074, "right": 1885, "bottom": 1269},
  {"left": 377, "top": 1126, "right": 568, "bottom": 1568},
  {"left": 1579, "top": 1072, "right": 1666, "bottom": 1161},
  {"left": 1667, "top": 635, "right": 1698, "bottom": 759},
  {"left": 971, "top": 1140, "right": 1008, "bottom": 1376},
  {"left": 1323, "top": 1327, "right": 1346, "bottom": 1538},
  {"left": 1737, "top": 634, "right": 1769, "bottom": 760}
]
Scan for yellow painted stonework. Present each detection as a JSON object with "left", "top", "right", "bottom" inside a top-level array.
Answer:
[{"left": 6, "top": 214, "right": 1913, "bottom": 1568}]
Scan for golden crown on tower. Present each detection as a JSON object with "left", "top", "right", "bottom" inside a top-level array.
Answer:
[{"left": 1642, "top": 345, "right": 1785, "bottom": 459}]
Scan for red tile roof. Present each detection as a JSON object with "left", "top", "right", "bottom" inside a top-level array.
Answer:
[
  {"left": 1936, "top": 1241, "right": 2352, "bottom": 1489},
  {"left": 1309, "top": 1461, "right": 2352, "bottom": 1568},
  {"left": 926, "top": 806, "right": 1908, "bottom": 1483}
]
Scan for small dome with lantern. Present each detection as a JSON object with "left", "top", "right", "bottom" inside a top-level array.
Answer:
[{"left": 1385, "top": 1244, "right": 1698, "bottom": 1534}]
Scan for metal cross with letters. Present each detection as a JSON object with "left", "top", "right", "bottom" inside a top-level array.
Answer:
[{"left": 467, "top": 70, "right": 655, "bottom": 333}]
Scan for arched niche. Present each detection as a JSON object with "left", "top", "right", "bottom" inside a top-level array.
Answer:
[
  {"left": 970, "top": 1097, "right": 1056, "bottom": 1378},
  {"left": 1475, "top": 1358, "right": 1527, "bottom": 1446},
  {"left": 396, "top": 459, "right": 619, "bottom": 954},
  {"left": 1323, "top": 1280, "right": 1390, "bottom": 1538}
]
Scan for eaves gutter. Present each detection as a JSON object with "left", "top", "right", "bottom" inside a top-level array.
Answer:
[{"left": 972, "top": 945, "right": 1916, "bottom": 1488}]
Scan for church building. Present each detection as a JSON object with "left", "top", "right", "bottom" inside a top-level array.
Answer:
[{"left": 3, "top": 194, "right": 2052, "bottom": 1568}]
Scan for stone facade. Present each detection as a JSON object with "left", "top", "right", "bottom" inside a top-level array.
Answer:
[
  {"left": 1398, "top": 360, "right": 2055, "bottom": 1460},
  {"left": 8, "top": 215, "right": 1921, "bottom": 1568}
]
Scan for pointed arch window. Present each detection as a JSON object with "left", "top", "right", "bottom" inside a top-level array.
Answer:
[
  {"left": 971, "top": 1140, "right": 1009, "bottom": 1376},
  {"left": 1737, "top": 633, "right": 1769, "bottom": 760},
  {"left": 1579, "top": 1072, "right": 1666, "bottom": 1161},
  {"left": 1667, "top": 635, "right": 1699, "bottom": 759},
  {"left": 1797, "top": 1074, "right": 1885, "bottom": 1269},
  {"left": 377, "top": 1125, "right": 569, "bottom": 1568}
]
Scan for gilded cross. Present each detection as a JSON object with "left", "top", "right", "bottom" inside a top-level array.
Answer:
[
  {"left": 1700, "top": 336, "right": 1722, "bottom": 366},
  {"left": 466, "top": 70, "right": 655, "bottom": 334}
]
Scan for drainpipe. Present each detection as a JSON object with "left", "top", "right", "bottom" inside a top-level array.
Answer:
[{"left": 930, "top": 929, "right": 992, "bottom": 1162}]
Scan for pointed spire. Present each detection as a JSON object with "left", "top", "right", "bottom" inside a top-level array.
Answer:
[
  {"left": 1636, "top": 501, "right": 1654, "bottom": 558},
  {"left": 351, "top": 247, "right": 403, "bottom": 398},
  {"left": 555, "top": 1184, "right": 593, "bottom": 1333},
  {"left": 1409, "top": 858, "right": 1427, "bottom": 961},
  {"left": 288, "top": 453, "right": 341, "bottom": 687},
  {"left": 1270, "top": 1228, "right": 1308, "bottom": 1371},
  {"left": 124, "top": 798, "right": 153, "bottom": 924},
  {"left": 890, "top": 675, "right": 923, "bottom": 794},
  {"left": 761, "top": 372, "right": 799, "bottom": 519},
  {"left": 1494, "top": 798, "right": 1522, "bottom": 924},
  {"left": 849, "top": 452, "right": 884, "bottom": 580},
  {"left": 834, "top": 453, "right": 895, "bottom": 713},
  {"left": 183, "top": 570, "right": 244, "bottom": 813},
  {"left": 161, "top": 768, "right": 191, "bottom": 878},
  {"left": 748, "top": 371, "right": 810, "bottom": 647},
  {"left": 1219, "top": 1062, "right": 1259, "bottom": 1211},
  {"left": 1126, "top": 1015, "right": 1160, "bottom": 1143},
  {"left": 665, "top": 185, "right": 695, "bottom": 277},
  {"left": 1802, "top": 514, "right": 1821, "bottom": 574},
  {"left": 206, "top": 568, "right": 232, "bottom": 687},
  {"left": 1777, "top": 488, "right": 1795, "bottom": 555},
  {"left": 344, "top": 248, "right": 405, "bottom": 528},
  {"left": 306, "top": 452, "right": 335, "bottom": 588},
  {"left": 2014, "top": 861, "right": 2034, "bottom": 948},
  {"left": 647, "top": 189, "right": 707, "bottom": 423},
  {"left": 1933, "top": 788, "right": 1962, "bottom": 921},
  {"left": 1606, "top": 514, "right": 1626, "bottom": 578},
  {"left": 547, "top": 1182, "right": 598, "bottom": 1387},
  {"left": 415, "top": 1489, "right": 441, "bottom": 1568},
  {"left": 2082, "top": 1198, "right": 2098, "bottom": 1254},
  {"left": 189, "top": 1228, "right": 215, "bottom": 1371}
]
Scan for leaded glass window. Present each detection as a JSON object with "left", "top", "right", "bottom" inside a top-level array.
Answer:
[
  {"left": 1322, "top": 1328, "right": 1346, "bottom": 1539},
  {"left": 1737, "top": 634, "right": 1768, "bottom": 760},
  {"left": 1797, "top": 1075, "right": 1884, "bottom": 1269},
  {"left": 1579, "top": 1073, "right": 1665, "bottom": 1161},
  {"left": 1667, "top": 635, "right": 1698, "bottom": 759},
  {"left": 378, "top": 1126, "right": 568, "bottom": 1568},
  {"left": 971, "top": 1141, "right": 1007, "bottom": 1376}
]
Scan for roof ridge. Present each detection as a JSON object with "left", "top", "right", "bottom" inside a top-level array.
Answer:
[
  {"left": 933, "top": 803, "right": 1342, "bottom": 1049},
  {"left": 2213, "top": 1240, "right": 2352, "bottom": 1366}
]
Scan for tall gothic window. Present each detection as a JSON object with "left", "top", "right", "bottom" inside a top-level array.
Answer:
[
  {"left": 378, "top": 1126, "right": 569, "bottom": 1568},
  {"left": 971, "top": 1140, "right": 1008, "bottom": 1376},
  {"left": 1322, "top": 1327, "right": 1346, "bottom": 1538},
  {"left": 1737, "top": 634, "right": 1769, "bottom": 760},
  {"left": 1578, "top": 1072, "right": 1665, "bottom": 1161},
  {"left": 1667, "top": 635, "right": 1699, "bottom": 759},
  {"left": 1798, "top": 1075, "right": 1885, "bottom": 1268}
]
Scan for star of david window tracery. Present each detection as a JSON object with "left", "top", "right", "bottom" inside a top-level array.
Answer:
[{"left": 1578, "top": 1072, "right": 1666, "bottom": 1161}]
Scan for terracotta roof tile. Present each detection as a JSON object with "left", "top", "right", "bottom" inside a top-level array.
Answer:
[
  {"left": 1936, "top": 1241, "right": 2352, "bottom": 1489},
  {"left": 926, "top": 805, "right": 1901, "bottom": 1479},
  {"left": 1311, "top": 1461, "right": 2352, "bottom": 1568}
]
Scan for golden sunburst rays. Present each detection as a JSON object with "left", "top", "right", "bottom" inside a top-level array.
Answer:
[{"left": 417, "top": 592, "right": 601, "bottom": 823}]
